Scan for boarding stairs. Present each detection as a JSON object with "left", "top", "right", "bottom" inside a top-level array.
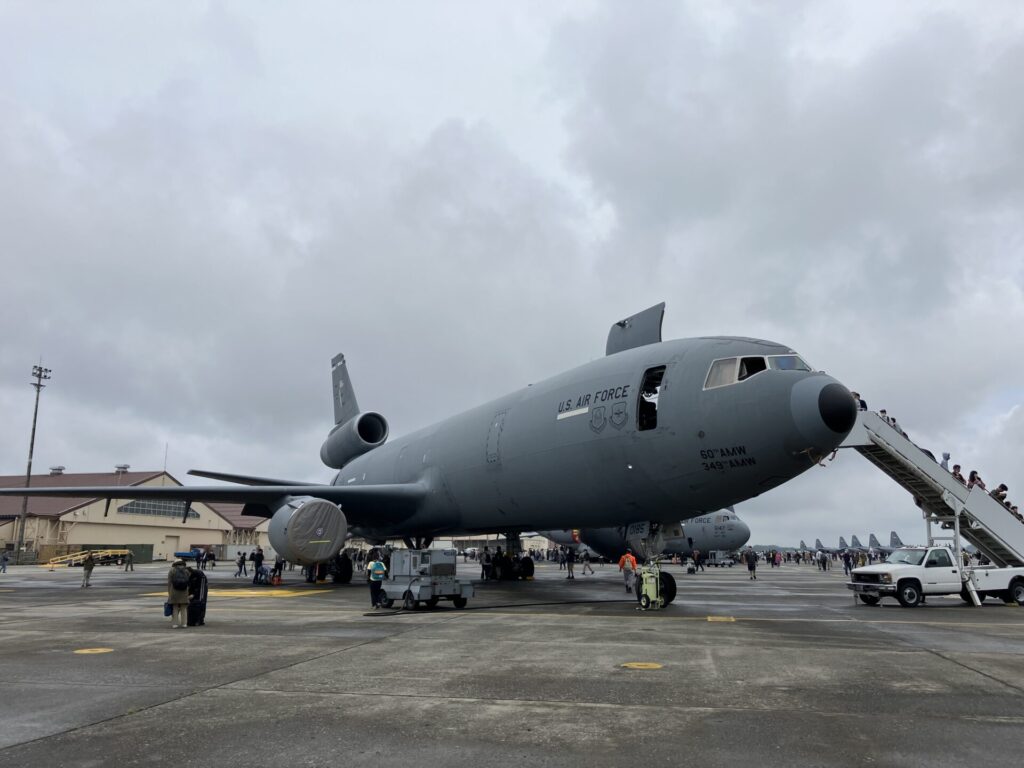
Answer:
[
  {"left": 45, "top": 549, "right": 130, "bottom": 568},
  {"left": 839, "top": 411, "right": 1024, "bottom": 567}
]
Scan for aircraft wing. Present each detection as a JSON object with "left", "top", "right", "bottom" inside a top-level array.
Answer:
[
  {"left": 0, "top": 482, "right": 426, "bottom": 523},
  {"left": 186, "top": 469, "right": 319, "bottom": 486}
]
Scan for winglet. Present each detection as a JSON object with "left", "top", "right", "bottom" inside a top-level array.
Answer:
[
  {"left": 331, "top": 353, "right": 360, "bottom": 426},
  {"left": 606, "top": 303, "right": 665, "bottom": 356}
]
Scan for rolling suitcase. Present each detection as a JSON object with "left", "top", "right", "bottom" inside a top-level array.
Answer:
[{"left": 187, "top": 569, "right": 208, "bottom": 626}]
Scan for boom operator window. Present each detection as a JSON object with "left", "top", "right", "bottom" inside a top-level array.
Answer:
[
  {"left": 638, "top": 366, "right": 666, "bottom": 431},
  {"left": 704, "top": 354, "right": 812, "bottom": 390}
]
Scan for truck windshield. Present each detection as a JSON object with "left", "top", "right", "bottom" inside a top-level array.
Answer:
[{"left": 886, "top": 549, "right": 926, "bottom": 565}]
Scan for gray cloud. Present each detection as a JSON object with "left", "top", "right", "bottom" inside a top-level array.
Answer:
[{"left": 1, "top": 1, "right": 1021, "bottom": 548}]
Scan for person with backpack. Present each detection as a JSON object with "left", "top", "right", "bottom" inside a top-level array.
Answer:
[
  {"left": 235, "top": 551, "right": 247, "bottom": 577},
  {"left": 618, "top": 548, "right": 638, "bottom": 593},
  {"left": 480, "top": 547, "right": 492, "bottom": 580},
  {"left": 167, "top": 559, "right": 192, "bottom": 628},
  {"left": 366, "top": 550, "right": 387, "bottom": 609}
]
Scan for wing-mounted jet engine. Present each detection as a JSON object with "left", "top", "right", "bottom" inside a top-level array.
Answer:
[
  {"left": 319, "top": 354, "right": 389, "bottom": 469},
  {"left": 268, "top": 496, "right": 348, "bottom": 565}
]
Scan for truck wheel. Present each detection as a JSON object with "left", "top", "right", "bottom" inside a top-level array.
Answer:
[
  {"left": 1010, "top": 580, "right": 1024, "bottom": 606},
  {"left": 452, "top": 597, "right": 467, "bottom": 609},
  {"left": 959, "top": 587, "right": 974, "bottom": 604},
  {"left": 403, "top": 591, "right": 415, "bottom": 610},
  {"left": 426, "top": 597, "right": 439, "bottom": 608},
  {"left": 896, "top": 581, "right": 922, "bottom": 608},
  {"left": 858, "top": 595, "right": 880, "bottom": 606},
  {"left": 383, "top": 598, "right": 394, "bottom": 609}
]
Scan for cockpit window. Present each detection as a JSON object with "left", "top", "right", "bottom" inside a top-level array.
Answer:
[
  {"left": 704, "top": 358, "right": 737, "bottom": 389},
  {"left": 767, "top": 355, "right": 812, "bottom": 372},
  {"left": 737, "top": 357, "right": 767, "bottom": 381}
]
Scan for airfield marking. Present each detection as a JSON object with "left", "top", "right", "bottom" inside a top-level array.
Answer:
[
  {"left": 73, "top": 648, "right": 114, "bottom": 654},
  {"left": 621, "top": 662, "right": 663, "bottom": 670},
  {"left": 140, "top": 589, "right": 332, "bottom": 599},
  {"left": 707, "top": 616, "right": 736, "bottom": 622}
]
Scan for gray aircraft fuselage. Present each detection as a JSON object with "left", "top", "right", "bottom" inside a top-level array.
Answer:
[
  {"left": 543, "top": 509, "right": 752, "bottom": 562},
  {"left": 342, "top": 336, "right": 854, "bottom": 539}
]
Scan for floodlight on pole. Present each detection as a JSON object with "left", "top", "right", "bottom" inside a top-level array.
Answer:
[{"left": 15, "top": 364, "right": 52, "bottom": 565}]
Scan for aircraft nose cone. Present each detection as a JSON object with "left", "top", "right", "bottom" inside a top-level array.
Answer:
[
  {"left": 818, "top": 382, "right": 857, "bottom": 434},
  {"left": 790, "top": 376, "right": 856, "bottom": 453}
]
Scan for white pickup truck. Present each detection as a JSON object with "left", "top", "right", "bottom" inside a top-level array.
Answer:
[{"left": 848, "top": 546, "right": 1024, "bottom": 607}]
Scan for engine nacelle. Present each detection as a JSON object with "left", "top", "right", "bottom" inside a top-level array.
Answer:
[
  {"left": 319, "top": 411, "right": 389, "bottom": 469},
  {"left": 268, "top": 497, "right": 348, "bottom": 565}
]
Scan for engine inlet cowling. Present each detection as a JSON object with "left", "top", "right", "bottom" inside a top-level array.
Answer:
[
  {"left": 319, "top": 411, "right": 389, "bottom": 469},
  {"left": 268, "top": 497, "right": 348, "bottom": 565}
]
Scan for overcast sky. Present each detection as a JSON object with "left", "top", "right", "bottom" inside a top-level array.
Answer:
[{"left": 2, "top": 1, "right": 1022, "bottom": 548}]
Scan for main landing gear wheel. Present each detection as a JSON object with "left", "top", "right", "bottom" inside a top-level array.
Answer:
[
  {"left": 519, "top": 556, "right": 535, "bottom": 579},
  {"left": 659, "top": 572, "right": 677, "bottom": 605},
  {"left": 897, "top": 581, "right": 922, "bottom": 608},
  {"left": 332, "top": 554, "right": 353, "bottom": 584},
  {"left": 858, "top": 594, "right": 880, "bottom": 606}
]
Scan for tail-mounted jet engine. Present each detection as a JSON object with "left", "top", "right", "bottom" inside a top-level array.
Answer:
[
  {"left": 319, "top": 412, "right": 389, "bottom": 469},
  {"left": 268, "top": 497, "right": 348, "bottom": 565}
]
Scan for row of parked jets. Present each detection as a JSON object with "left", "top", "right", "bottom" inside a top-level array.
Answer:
[{"left": 800, "top": 532, "right": 907, "bottom": 557}]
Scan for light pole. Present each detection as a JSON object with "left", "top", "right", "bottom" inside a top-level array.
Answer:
[{"left": 15, "top": 364, "right": 51, "bottom": 564}]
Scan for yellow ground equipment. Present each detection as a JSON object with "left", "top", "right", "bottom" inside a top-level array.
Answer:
[{"left": 44, "top": 549, "right": 131, "bottom": 569}]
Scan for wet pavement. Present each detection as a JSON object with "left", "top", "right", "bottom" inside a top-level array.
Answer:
[{"left": 0, "top": 559, "right": 1022, "bottom": 767}]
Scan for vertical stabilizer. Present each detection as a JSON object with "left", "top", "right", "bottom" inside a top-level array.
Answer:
[
  {"left": 869, "top": 533, "right": 882, "bottom": 548},
  {"left": 851, "top": 535, "right": 864, "bottom": 549},
  {"left": 890, "top": 531, "right": 904, "bottom": 548},
  {"left": 839, "top": 537, "right": 849, "bottom": 549},
  {"left": 330, "top": 353, "right": 361, "bottom": 426},
  {"left": 800, "top": 540, "right": 808, "bottom": 550},
  {"left": 815, "top": 538, "right": 826, "bottom": 550}
]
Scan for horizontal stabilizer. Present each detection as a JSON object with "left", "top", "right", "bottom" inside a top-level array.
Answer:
[
  {"left": 606, "top": 303, "right": 665, "bottom": 356},
  {"left": 0, "top": 482, "right": 427, "bottom": 524}
]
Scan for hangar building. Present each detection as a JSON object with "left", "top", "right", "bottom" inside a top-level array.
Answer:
[{"left": 0, "top": 467, "right": 270, "bottom": 563}]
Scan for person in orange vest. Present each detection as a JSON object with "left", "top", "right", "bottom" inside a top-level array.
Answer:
[{"left": 618, "top": 548, "right": 638, "bottom": 593}]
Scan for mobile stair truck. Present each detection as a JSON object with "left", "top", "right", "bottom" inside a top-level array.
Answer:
[
  {"left": 380, "top": 548, "right": 474, "bottom": 610},
  {"left": 839, "top": 411, "right": 1024, "bottom": 607}
]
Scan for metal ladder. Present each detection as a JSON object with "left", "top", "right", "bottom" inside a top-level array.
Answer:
[{"left": 839, "top": 411, "right": 1024, "bottom": 568}]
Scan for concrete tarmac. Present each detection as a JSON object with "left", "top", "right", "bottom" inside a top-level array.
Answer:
[{"left": 1, "top": 559, "right": 1022, "bottom": 767}]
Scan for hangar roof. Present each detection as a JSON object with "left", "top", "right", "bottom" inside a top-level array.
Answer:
[{"left": 0, "top": 471, "right": 257, "bottom": 529}]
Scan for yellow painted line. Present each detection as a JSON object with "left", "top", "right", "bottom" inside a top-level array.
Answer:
[
  {"left": 707, "top": 616, "right": 736, "bottom": 622},
  {"left": 74, "top": 648, "right": 114, "bottom": 655},
  {"left": 621, "top": 662, "right": 663, "bottom": 670},
  {"left": 141, "top": 589, "right": 329, "bottom": 599},
  {"left": 0, "top": 589, "right": 15, "bottom": 593}
]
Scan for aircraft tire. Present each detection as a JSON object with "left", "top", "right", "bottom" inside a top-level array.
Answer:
[
  {"left": 332, "top": 554, "right": 353, "bottom": 584},
  {"left": 639, "top": 594, "right": 651, "bottom": 610},
  {"left": 659, "top": 572, "right": 677, "bottom": 605},
  {"left": 519, "top": 557, "right": 535, "bottom": 579},
  {"left": 452, "top": 597, "right": 467, "bottom": 609},
  {"left": 858, "top": 594, "right": 880, "bottom": 606},
  {"left": 896, "top": 580, "right": 922, "bottom": 608}
]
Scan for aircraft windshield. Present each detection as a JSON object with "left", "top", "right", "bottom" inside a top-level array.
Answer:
[
  {"left": 886, "top": 549, "right": 926, "bottom": 565},
  {"left": 767, "top": 355, "right": 812, "bottom": 372}
]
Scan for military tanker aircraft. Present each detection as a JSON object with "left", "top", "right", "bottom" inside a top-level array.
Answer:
[
  {"left": 0, "top": 303, "right": 857, "bottom": 601},
  {"left": 542, "top": 508, "right": 751, "bottom": 562}
]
